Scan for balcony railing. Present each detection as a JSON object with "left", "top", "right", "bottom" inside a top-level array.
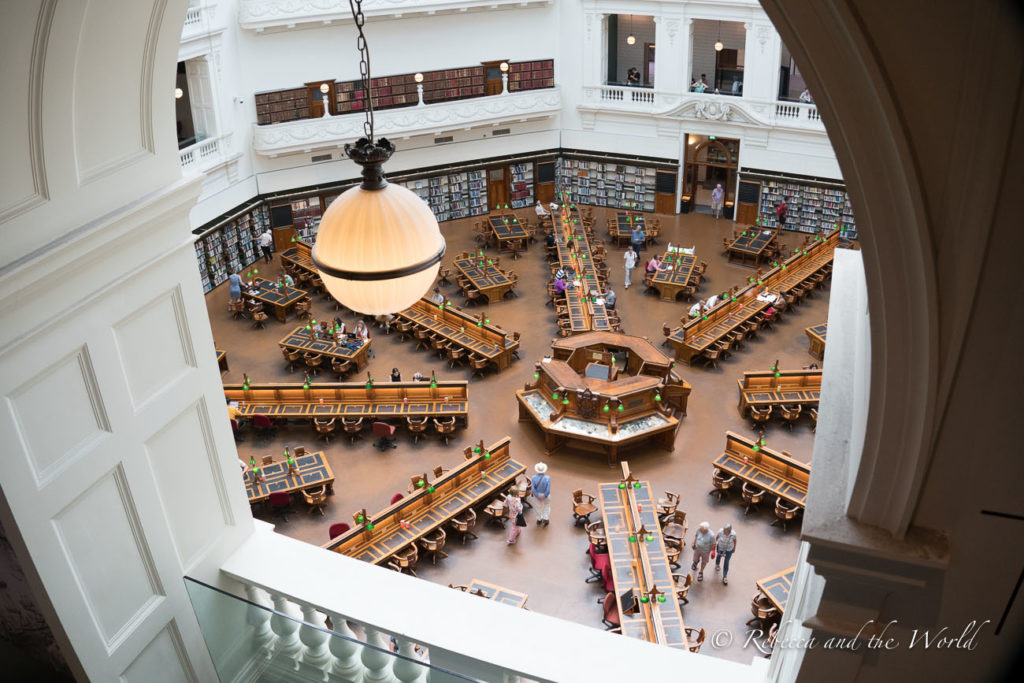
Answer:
[
  {"left": 238, "top": 0, "right": 553, "bottom": 32},
  {"left": 252, "top": 87, "right": 562, "bottom": 157},
  {"left": 214, "top": 524, "right": 758, "bottom": 682},
  {"left": 179, "top": 133, "right": 231, "bottom": 171},
  {"left": 579, "top": 85, "right": 825, "bottom": 132},
  {"left": 181, "top": 2, "right": 219, "bottom": 41}
]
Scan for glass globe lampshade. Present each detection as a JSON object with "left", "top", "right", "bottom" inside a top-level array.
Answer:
[
  {"left": 174, "top": 87, "right": 183, "bottom": 99},
  {"left": 626, "top": 35, "right": 636, "bottom": 45},
  {"left": 715, "top": 40, "right": 724, "bottom": 51},
  {"left": 315, "top": 182, "right": 444, "bottom": 315},
  {"left": 414, "top": 72, "right": 424, "bottom": 83}
]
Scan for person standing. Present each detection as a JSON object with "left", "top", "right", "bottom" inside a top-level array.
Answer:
[
  {"left": 776, "top": 196, "right": 789, "bottom": 229},
  {"left": 259, "top": 229, "right": 274, "bottom": 264},
  {"left": 630, "top": 224, "right": 646, "bottom": 253},
  {"left": 623, "top": 246, "right": 638, "bottom": 289},
  {"left": 799, "top": 88, "right": 813, "bottom": 103},
  {"left": 228, "top": 270, "right": 242, "bottom": 301},
  {"left": 531, "top": 463, "right": 551, "bottom": 526},
  {"left": 691, "top": 521, "right": 716, "bottom": 581},
  {"left": 711, "top": 184, "right": 725, "bottom": 219},
  {"left": 626, "top": 67, "right": 641, "bottom": 86},
  {"left": 714, "top": 524, "right": 737, "bottom": 585},
  {"left": 506, "top": 488, "right": 525, "bottom": 544}
]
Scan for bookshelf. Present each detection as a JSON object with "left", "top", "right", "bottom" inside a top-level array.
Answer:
[
  {"left": 749, "top": 173, "right": 857, "bottom": 239},
  {"left": 255, "top": 60, "right": 555, "bottom": 125},
  {"left": 253, "top": 88, "right": 309, "bottom": 125},
  {"left": 555, "top": 157, "right": 659, "bottom": 211},
  {"left": 398, "top": 171, "right": 489, "bottom": 222},
  {"left": 509, "top": 163, "right": 534, "bottom": 208},
  {"left": 508, "top": 60, "right": 554, "bottom": 91},
  {"left": 193, "top": 204, "right": 270, "bottom": 293}
]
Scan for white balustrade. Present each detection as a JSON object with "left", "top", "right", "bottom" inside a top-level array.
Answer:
[
  {"left": 270, "top": 593, "right": 305, "bottom": 661},
  {"left": 179, "top": 134, "right": 230, "bottom": 171},
  {"left": 392, "top": 637, "right": 426, "bottom": 683},
  {"left": 326, "top": 612, "right": 365, "bottom": 681},
  {"left": 361, "top": 625, "right": 397, "bottom": 683},
  {"left": 244, "top": 583, "right": 277, "bottom": 658},
  {"left": 298, "top": 604, "right": 333, "bottom": 673}
]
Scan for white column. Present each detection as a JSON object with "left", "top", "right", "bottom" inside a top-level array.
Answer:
[
  {"left": 683, "top": 18, "right": 695, "bottom": 88},
  {"left": 582, "top": 12, "right": 606, "bottom": 85},
  {"left": 742, "top": 21, "right": 782, "bottom": 102},
  {"left": 654, "top": 14, "right": 686, "bottom": 94}
]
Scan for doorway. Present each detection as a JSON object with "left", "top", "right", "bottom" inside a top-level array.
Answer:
[
  {"left": 684, "top": 136, "right": 739, "bottom": 213},
  {"left": 487, "top": 167, "right": 509, "bottom": 209},
  {"left": 306, "top": 80, "right": 335, "bottom": 118},
  {"left": 481, "top": 60, "right": 507, "bottom": 96}
]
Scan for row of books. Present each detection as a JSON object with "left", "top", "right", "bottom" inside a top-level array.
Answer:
[
  {"left": 556, "top": 158, "right": 659, "bottom": 211},
  {"left": 194, "top": 205, "right": 271, "bottom": 293},
  {"left": 756, "top": 179, "right": 857, "bottom": 237}
]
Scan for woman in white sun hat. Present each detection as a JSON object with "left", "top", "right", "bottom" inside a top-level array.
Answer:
[{"left": 531, "top": 463, "right": 552, "bottom": 526}]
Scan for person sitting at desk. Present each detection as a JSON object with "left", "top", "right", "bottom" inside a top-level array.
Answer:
[
  {"left": 631, "top": 224, "right": 646, "bottom": 252},
  {"left": 431, "top": 287, "right": 444, "bottom": 304},
  {"left": 553, "top": 277, "right": 567, "bottom": 295},
  {"left": 279, "top": 272, "right": 294, "bottom": 287},
  {"left": 318, "top": 321, "right": 331, "bottom": 338},
  {"left": 548, "top": 201, "right": 559, "bottom": 213},
  {"left": 390, "top": 368, "right": 402, "bottom": 382},
  {"left": 412, "top": 371, "right": 425, "bottom": 382},
  {"left": 333, "top": 317, "right": 346, "bottom": 335},
  {"left": 353, "top": 320, "right": 370, "bottom": 340},
  {"left": 535, "top": 201, "right": 550, "bottom": 218},
  {"left": 226, "top": 397, "right": 242, "bottom": 423},
  {"left": 646, "top": 255, "right": 667, "bottom": 274},
  {"left": 603, "top": 288, "right": 617, "bottom": 309},
  {"left": 374, "top": 313, "right": 395, "bottom": 333},
  {"left": 545, "top": 232, "right": 556, "bottom": 248}
]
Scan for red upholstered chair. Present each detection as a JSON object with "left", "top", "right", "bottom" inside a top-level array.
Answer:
[
  {"left": 586, "top": 543, "right": 610, "bottom": 583},
  {"left": 253, "top": 414, "right": 277, "bottom": 443},
  {"left": 390, "top": 493, "right": 404, "bottom": 505},
  {"left": 601, "top": 562, "right": 615, "bottom": 593},
  {"left": 268, "top": 491, "right": 292, "bottom": 523},
  {"left": 230, "top": 419, "right": 242, "bottom": 443},
  {"left": 329, "top": 523, "right": 350, "bottom": 540},
  {"left": 600, "top": 592, "right": 621, "bottom": 629},
  {"left": 372, "top": 422, "right": 397, "bottom": 450}
]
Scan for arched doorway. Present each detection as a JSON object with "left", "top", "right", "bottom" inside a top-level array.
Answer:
[{"left": 684, "top": 137, "right": 738, "bottom": 214}]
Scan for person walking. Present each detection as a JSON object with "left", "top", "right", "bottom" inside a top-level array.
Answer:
[
  {"left": 623, "top": 246, "right": 638, "bottom": 289},
  {"left": 776, "top": 196, "right": 789, "bottom": 229},
  {"left": 531, "top": 463, "right": 551, "bottom": 526},
  {"left": 506, "top": 488, "right": 525, "bottom": 544},
  {"left": 630, "top": 224, "right": 646, "bottom": 253},
  {"left": 711, "top": 184, "right": 725, "bottom": 219},
  {"left": 691, "top": 521, "right": 716, "bottom": 581},
  {"left": 714, "top": 524, "right": 737, "bottom": 585},
  {"left": 259, "top": 229, "right": 274, "bottom": 263}
]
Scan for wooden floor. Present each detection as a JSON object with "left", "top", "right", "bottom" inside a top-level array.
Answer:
[{"left": 207, "top": 209, "right": 833, "bottom": 664}]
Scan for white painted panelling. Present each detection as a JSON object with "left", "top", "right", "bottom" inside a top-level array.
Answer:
[
  {"left": 113, "top": 287, "right": 196, "bottom": 410},
  {"left": 145, "top": 401, "right": 232, "bottom": 569},
  {"left": 54, "top": 466, "right": 164, "bottom": 648},
  {"left": 8, "top": 346, "right": 109, "bottom": 486},
  {"left": 121, "top": 622, "right": 194, "bottom": 683},
  {"left": 74, "top": 0, "right": 158, "bottom": 181},
  {"left": 0, "top": 0, "right": 48, "bottom": 222}
]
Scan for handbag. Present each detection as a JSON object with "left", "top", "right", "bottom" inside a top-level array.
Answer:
[{"left": 515, "top": 512, "right": 527, "bottom": 527}]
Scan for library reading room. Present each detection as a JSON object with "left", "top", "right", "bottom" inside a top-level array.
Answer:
[{"left": 0, "top": 1, "right": 1020, "bottom": 682}]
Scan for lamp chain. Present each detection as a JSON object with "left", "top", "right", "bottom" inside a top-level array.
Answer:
[{"left": 347, "top": 0, "right": 374, "bottom": 140}]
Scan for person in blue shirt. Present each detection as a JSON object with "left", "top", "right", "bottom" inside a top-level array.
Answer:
[
  {"left": 603, "top": 288, "right": 617, "bottom": 309},
  {"left": 228, "top": 271, "right": 242, "bottom": 301},
  {"left": 531, "top": 463, "right": 551, "bottom": 526},
  {"left": 631, "top": 225, "right": 646, "bottom": 252}
]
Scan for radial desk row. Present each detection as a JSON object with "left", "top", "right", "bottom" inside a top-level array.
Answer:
[
  {"left": 397, "top": 297, "right": 519, "bottom": 370},
  {"left": 736, "top": 369, "right": 822, "bottom": 416}
]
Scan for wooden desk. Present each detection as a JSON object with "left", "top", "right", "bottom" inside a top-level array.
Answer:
[
  {"left": 668, "top": 295, "right": 769, "bottom": 365},
  {"left": 224, "top": 381, "right": 468, "bottom": 423},
  {"left": 712, "top": 432, "right": 809, "bottom": 507},
  {"left": 280, "top": 241, "right": 317, "bottom": 278},
  {"left": 398, "top": 298, "right": 518, "bottom": 370},
  {"left": 736, "top": 369, "right": 822, "bottom": 415},
  {"left": 467, "top": 579, "right": 528, "bottom": 608},
  {"left": 728, "top": 228, "right": 777, "bottom": 266},
  {"left": 244, "top": 277, "right": 308, "bottom": 323},
  {"left": 488, "top": 213, "right": 529, "bottom": 251},
  {"left": 278, "top": 326, "right": 372, "bottom": 370},
  {"left": 805, "top": 323, "right": 827, "bottom": 361},
  {"left": 651, "top": 251, "right": 698, "bottom": 302},
  {"left": 599, "top": 463, "right": 688, "bottom": 650},
  {"left": 324, "top": 437, "right": 525, "bottom": 565},
  {"left": 453, "top": 256, "right": 513, "bottom": 303},
  {"left": 609, "top": 212, "right": 647, "bottom": 247},
  {"left": 216, "top": 349, "right": 228, "bottom": 373},
  {"left": 553, "top": 211, "right": 611, "bottom": 334},
  {"left": 757, "top": 566, "right": 796, "bottom": 614},
  {"left": 245, "top": 450, "right": 334, "bottom": 503}
]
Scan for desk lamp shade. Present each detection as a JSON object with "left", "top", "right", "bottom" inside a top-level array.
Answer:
[{"left": 313, "top": 139, "right": 445, "bottom": 315}]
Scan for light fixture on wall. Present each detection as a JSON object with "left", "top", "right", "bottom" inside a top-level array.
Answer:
[
  {"left": 414, "top": 72, "right": 424, "bottom": 83},
  {"left": 312, "top": 0, "right": 445, "bottom": 314},
  {"left": 626, "top": 14, "right": 636, "bottom": 45},
  {"left": 714, "top": 21, "right": 724, "bottom": 52},
  {"left": 174, "top": 87, "right": 183, "bottom": 99}
]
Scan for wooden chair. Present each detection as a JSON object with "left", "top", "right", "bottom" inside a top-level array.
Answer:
[
  {"left": 662, "top": 323, "right": 672, "bottom": 347},
  {"left": 702, "top": 345, "right": 722, "bottom": 370},
  {"left": 303, "top": 352, "right": 323, "bottom": 376},
  {"left": 391, "top": 544, "right": 419, "bottom": 577},
  {"left": 464, "top": 288, "right": 483, "bottom": 307},
  {"left": 511, "top": 331, "right": 521, "bottom": 360},
  {"left": 302, "top": 486, "right": 329, "bottom": 516},
  {"left": 418, "top": 528, "right": 449, "bottom": 565},
  {"left": 780, "top": 404, "right": 802, "bottom": 430},
  {"left": 741, "top": 482, "right": 766, "bottom": 515},
  {"left": 482, "top": 498, "right": 508, "bottom": 527},
  {"left": 747, "top": 592, "right": 780, "bottom": 629},
  {"left": 656, "top": 491, "right": 680, "bottom": 522},
  {"left": 447, "top": 345, "right": 467, "bottom": 369},
  {"left": 572, "top": 489, "right": 598, "bottom": 526},
  {"left": 331, "top": 358, "right": 354, "bottom": 380},
  {"left": 448, "top": 508, "right": 478, "bottom": 545},
  {"left": 228, "top": 299, "right": 247, "bottom": 319},
  {"left": 709, "top": 468, "right": 736, "bottom": 501},
  {"left": 685, "top": 627, "right": 706, "bottom": 653},
  {"left": 673, "top": 573, "right": 694, "bottom": 604},
  {"left": 809, "top": 407, "right": 818, "bottom": 433},
  {"left": 433, "top": 416, "right": 456, "bottom": 445},
  {"left": 395, "top": 320, "right": 415, "bottom": 341},
  {"left": 506, "top": 239, "right": 524, "bottom": 260},
  {"left": 722, "top": 237, "right": 732, "bottom": 254},
  {"left": 585, "top": 520, "right": 606, "bottom": 548},
  {"left": 430, "top": 335, "right": 449, "bottom": 359},
  {"left": 772, "top": 498, "right": 800, "bottom": 531},
  {"left": 413, "top": 328, "right": 432, "bottom": 351},
  {"left": 406, "top": 416, "right": 428, "bottom": 444},
  {"left": 342, "top": 417, "right": 364, "bottom": 443},
  {"left": 504, "top": 271, "right": 520, "bottom": 298},
  {"left": 293, "top": 299, "right": 312, "bottom": 321},
  {"left": 281, "top": 347, "right": 303, "bottom": 372},
  {"left": 662, "top": 510, "right": 688, "bottom": 544},
  {"left": 750, "top": 405, "right": 773, "bottom": 430},
  {"left": 469, "top": 354, "right": 490, "bottom": 379},
  {"left": 313, "top": 417, "right": 337, "bottom": 443},
  {"left": 664, "top": 539, "right": 682, "bottom": 568},
  {"left": 437, "top": 267, "right": 452, "bottom": 287},
  {"left": 251, "top": 310, "right": 269, "bottom": 329}
]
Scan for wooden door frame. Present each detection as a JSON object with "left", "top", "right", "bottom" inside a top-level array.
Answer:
[
  {"left": 487, "top": 166, "right": 508, "bottom": 210},
  {"left": 644, "top": 43, "right": 655, "bottom": 86},
  {"left": 305, "top": 79, "right": 336, "bottom": 117},
  {"left": 481, "top": 60, "right": 509, "bottom": 95}
]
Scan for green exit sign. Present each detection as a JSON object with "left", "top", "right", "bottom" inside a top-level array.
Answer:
[{"left": 709, "top": 135, "right": 717, "bottom": 140}]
